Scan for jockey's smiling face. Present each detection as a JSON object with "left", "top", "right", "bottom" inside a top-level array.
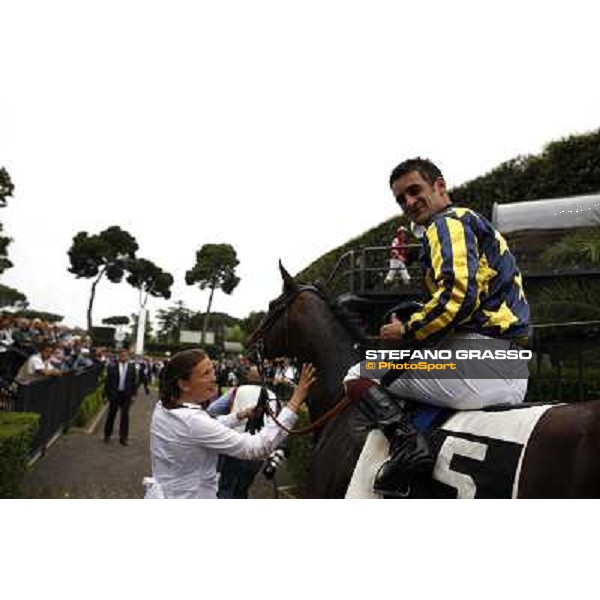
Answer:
[{"left": 392, "top": 170, "right": 450, "bottom": 225}]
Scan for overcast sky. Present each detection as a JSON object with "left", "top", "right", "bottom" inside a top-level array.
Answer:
[{"left": 1, "top": 1, "right": 599, "bottom": 330}]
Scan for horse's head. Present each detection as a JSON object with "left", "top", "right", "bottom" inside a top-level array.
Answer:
[
  {"left": 248, "top": 263, "right": 373, "bottom": 498},
  {"left": 247, "top": 261, "right": 306, "bottom": 362},
  {"left": 247, "top": 261, "right": 365, "bottom": 367}
]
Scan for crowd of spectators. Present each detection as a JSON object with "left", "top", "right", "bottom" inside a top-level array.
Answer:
[
  {"left": 0, "top": 314, "right": 168, "bottom": 390},
  {"left": 0, "top": 314, "right": 303, "bottom": 399},
  {"left": 213, "top": 356, "right": 299, "bottom": 402},
  {"left": 0, "top": 315, "right": 81, "bottom": 352},
  {"left": 0, "top": 315, "right": 98, "bottom": 384}
]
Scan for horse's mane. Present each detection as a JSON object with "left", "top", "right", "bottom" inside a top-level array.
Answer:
[
  {"left": 248, "top": 279, "right": 367, "bottom": 352},
  {"left": 311, "top": 281, "right": 367, "bottom": 345}
]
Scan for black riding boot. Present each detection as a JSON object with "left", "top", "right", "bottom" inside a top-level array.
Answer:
[{"left": 358, "top": 385, "right": 434, "bottom": 497}]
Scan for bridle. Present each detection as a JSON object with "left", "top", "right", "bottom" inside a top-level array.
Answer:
[
  {"left": 248, "top": 284, "right": 321, "bottom": 364},
  {"left": 248, "top": 285, "right": 361, "bottom": 436}
]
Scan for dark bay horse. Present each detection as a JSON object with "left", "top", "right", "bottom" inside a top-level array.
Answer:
[{"left": 249, "top": 264, "right": 600, "bottom": 498}]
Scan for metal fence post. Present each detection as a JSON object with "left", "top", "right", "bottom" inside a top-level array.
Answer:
[
  {"left": 359, "top": 248, "right": 366, "bottom": 293},
  {"left": 578, "top": 343, "right": 584, "bottom": 402}
]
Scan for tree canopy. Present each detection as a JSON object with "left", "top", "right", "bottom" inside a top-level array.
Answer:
[
  {"left": 224, "top": 324, "right": 244, "bottom": 343},
  {"left": 67, "top": 225, "right": 139, "bottom": 331},
  {"left": 102, "top": 315, "right": 130, "bottom": 326},
  {"left": 68, "top": 226, "right": 138, "bottom": 280},
  {"left": 185, "top": 244, "right": 240, "bottom": 293},
  {"left": 185, "top": 243, "right": 240, "bottom": 343},
  {"left": 0, "top": 167, "right": 15, "bottom": 274},
  {"left": 240, "top": 310, "right": 267, "bottom": 343},
  {"left": 126, "top": 257, "right": 174, "bottom": 307},
  {"left": 156, "top": 301, "right": 193, "bottom": 343},
  {"left": 0, "top": 283, "right": 28, "bottom": 310},
  {"left": 11, "top": 309, "right": 63, "bottom": 323},
  {"left": 0, "top": 167, "right": 14, "bottom": 208}
]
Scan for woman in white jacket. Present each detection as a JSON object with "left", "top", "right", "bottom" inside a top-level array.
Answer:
[{"left": 146, "top": 348, "right": 316, "bottom": 499}]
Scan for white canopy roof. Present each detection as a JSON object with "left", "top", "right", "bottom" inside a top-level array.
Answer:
[{"left": 492, "top": 193, "right": 600, "bottom": 234}]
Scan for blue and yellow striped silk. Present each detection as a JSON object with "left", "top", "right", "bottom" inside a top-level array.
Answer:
[{"left": 406, "top": 206, "right": 530, "bottom": 343}]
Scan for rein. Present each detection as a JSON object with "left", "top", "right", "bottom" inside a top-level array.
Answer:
[
  {"left": 262, "top": 392, "right": 354, "bottom": 435},
  {"left": 249, "top": 285, "right": 359, "bottom": 436}
]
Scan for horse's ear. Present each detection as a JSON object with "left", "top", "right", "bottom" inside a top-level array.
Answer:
[{"left": 279, "top": 260, "right": 298, "bottom": 293}]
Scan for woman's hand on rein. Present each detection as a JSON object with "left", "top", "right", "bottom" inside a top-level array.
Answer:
[{"left": 236, "top": 406, "right": 255, "bottom": 420}]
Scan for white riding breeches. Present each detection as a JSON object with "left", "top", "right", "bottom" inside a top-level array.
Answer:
[{"left": 344, "top": 333, "right": 528, "bottom": 410}]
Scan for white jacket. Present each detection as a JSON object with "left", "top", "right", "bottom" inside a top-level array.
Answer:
[{"left": 147, "top": 401, "right": 297, "bottom": 499}]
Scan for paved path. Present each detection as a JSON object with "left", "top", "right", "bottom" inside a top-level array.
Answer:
[{"left": 21, "top": 390, "right": 292, "bottom": 499}]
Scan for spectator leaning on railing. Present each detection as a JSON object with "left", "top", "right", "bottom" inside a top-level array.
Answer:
[
  {"left": 15, "top": 341, "right": 64, "bottom": 384},
  {"left": 0, "top": 315, "right": 103, "bottom": 383},
  {"left": 0, "top": 316, "right": 14, "bottom": 350}
]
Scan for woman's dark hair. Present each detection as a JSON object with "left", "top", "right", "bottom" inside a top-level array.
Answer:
[{"left": 159, "top": 348, "right": 208, "bottom": 409}]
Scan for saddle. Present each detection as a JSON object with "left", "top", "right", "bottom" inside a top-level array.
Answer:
[
  {"left": 407, "top": 398, "right": 558, "bottom": 426},
  {"left": 348, "top": 398, "right": 554, "bottom": 499},
  {"left": 408, "top": 402, "right": 451, "bottom": 433}
]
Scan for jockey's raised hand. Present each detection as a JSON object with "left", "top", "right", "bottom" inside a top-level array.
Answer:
[
  {"left": 287, "top": 363, "right": 317, "bottom": 412},
  {"left": 379, "top": 312, "right": 406, "bottom": 340}
]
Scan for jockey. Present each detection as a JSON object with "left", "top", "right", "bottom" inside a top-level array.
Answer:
[{"left": 344, "top": 157, "right": 530, "bottom": 496}]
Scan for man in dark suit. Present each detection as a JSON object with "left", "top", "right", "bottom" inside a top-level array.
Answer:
[{"left": 103, "top": 347, "right": 138, "bottom": 446}]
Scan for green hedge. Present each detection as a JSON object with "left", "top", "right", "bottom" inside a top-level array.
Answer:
[
  {"left": 526, "top": 376, "right": 600, "bottom": 403},
  {"left": 297, "top": 128, "right": 600, "bottom": 289},
  {"left": 74, "top": 373, "right": 106, "bottom": 428},
  {"left": 452, "top": 129, "right": 600, "bottom": 219},
  {"left": 0, "top": 412, "right": 40, "bottom": 498}
]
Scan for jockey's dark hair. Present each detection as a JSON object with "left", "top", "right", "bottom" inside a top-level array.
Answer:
[
  {"left": 159, "top": 348, "right": 208, "bottom": 409},
  {"left": 389, "top": 157, "right": 444, "bottom": 187}
]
